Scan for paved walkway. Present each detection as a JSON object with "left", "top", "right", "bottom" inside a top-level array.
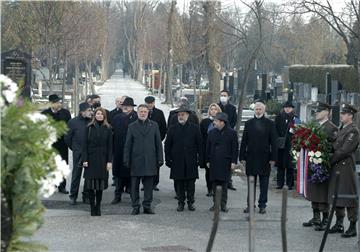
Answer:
[{"left": 33, "top": 70, "right": 359, "bottom": 251}]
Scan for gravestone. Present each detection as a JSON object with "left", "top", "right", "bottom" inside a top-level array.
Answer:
[{"left": 1, "top": 49, "right": 32, "bottom": 98}]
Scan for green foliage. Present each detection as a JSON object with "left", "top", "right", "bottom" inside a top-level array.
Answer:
[
  {"left": 1, "top": 100, "right": 67, "bottom": 251},
  {"left": 289, "top": 65, "right": 359, "bottom": 92},
  {"left": 265, "top": 99, "right": 282, "bottom": 115}
]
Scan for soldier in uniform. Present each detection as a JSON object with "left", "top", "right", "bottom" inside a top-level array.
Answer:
[
  {"left": 302, "top": 102, "right": 338, "bottom": 230},
  {"left": 328, "top": 104, "right": 359, "bottom": 238}
]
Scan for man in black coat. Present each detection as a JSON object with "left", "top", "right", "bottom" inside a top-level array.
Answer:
[
  {"left": 239, "top": 100, "right": 277, "bottom": 214},
  {"left": 64, "top": 102, "right": 92, "bottom": 205},
  {"left": 42, "top": 94, "right": 71, "bottom": 194},
  {"left": 165, "top": 105, "right": 203, "bottom": 212},
  {"left": 275, "top": 101, "right": 300, "bottom": 190},
  {"left": 124, "top": 104, "right": 164, "bottom": 215},
  {"left": 109, "top": 96, "right": 125, "bottom": 124},
  {"left": 111, "top": 97, "right": 137, "bottom": 204},
  {"left": 145, "top": 96, "right": 167, "bottom": 191},
  {"left": 218, "top": 90, "right": 238, "bottom": 191},
  {"left": 206, "top": 112, "right": 238, "bottom": 212}
]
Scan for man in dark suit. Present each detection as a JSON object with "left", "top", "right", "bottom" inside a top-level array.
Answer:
[
  {"left": 109, "top": 96, "right": 125, "bottom": 124},
  {"left": 124, "top": 104, "right": 164, "bottom": 215},
  {"left": 239, "top": 100, "right": 277, "bottom": 214},
  {"left": 111, "top": 97, "right": 137, "bottom": 204},
  {"left": 206, "top": 112, "right": 238, "bottom": 212},
  {"left": 165, "top": 105, "right": 203, "bottom": 212},
  {"left": 328, "top": 104, "right": 359, "bottom": 238},
  {"left": 42, "top": 94, "right": 71, "bottom": 194},
  {"left": 218, "top": 90, "right": 238, "bottom": 191},
  {"left": 303, "top": 102, "right": 338, "bottom": 230},
  {"left": 145, "top": 96, "right": 167, "bottom": 191}
]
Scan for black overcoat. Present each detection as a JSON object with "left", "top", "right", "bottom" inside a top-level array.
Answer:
[
  {"left": 109, "top": 108, "right": 122, "bottom": 125},
  {"left": 111, "top": 111, "right": 137, "bottom": 177},
  {"left": 42, "top": 108, "right": 71, "bottom": 162},
  {"left": 123, "top": 119, "right": 164, "bottom": 177},
  {"left": 239, "top": 116, "right": 277, "bottom": 176},
  {"left": 82, "top": 122, "right": 112, "bottom": 180},
  {"left": 165, "top": 121, "right": 203, "bottom": 180},
  {"left": 64, "top": 115, "right": 90, "bottom": 152},
  {"left": 148, "top": 107, "right": 167, "bottom": 140},
  {"left": 206, "top": 126, "right": 238, "bottom": 181},
  {"left": 218, "top": 102, "right": 237, "bottom": 128}
]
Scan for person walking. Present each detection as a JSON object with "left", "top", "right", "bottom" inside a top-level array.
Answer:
[
  {"left": 64, "top": 102, "right": 92, "bottom": 205},
  {"left": 168, "top": 97, "right": 199, "bottom": 127},
  {"left": 328, "top": 104, "right": 359, "bottom": 238},
  {"left": 302, "top": 102, "right": 338, "bottom": 230},
  {"left": 82, "top": 107, "right": 112, "bottom": 216},
  {"left": 165, "top": 105, "right": 203, "bottom": 212},
  {"left": 206, "top": 112, "right": 238, "bottom": 212},
  {"left": 42, "top": 94, "right": 71, "bottom": 194},
  {"left": 145, "top": 96, "right": 167, "bottom": 191},
  {"left": 200, "top": 103, "right": 222, "bottom": 196},
  {"left": 275, "top": 101, "right": 300, "bottom": 190},
  {"left": 239, "top": 100, "right": 277, "bottom": 214},
  {"left": 217, "top": 90, "right": 237, "bottom": 191},
  {"left": 124, "top": 104, "right": 164, "bottom": 215},
  {"left": 111, "top": 97, "right": 137, "bottom": 204}
]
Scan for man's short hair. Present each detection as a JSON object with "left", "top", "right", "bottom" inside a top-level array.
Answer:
[
  {"left": 91, "top": 94, "right": 100, "bottom": 99},
  {"left": 220, "top": 90, "right": 230, "bottom": 96},
  {"left": 138, "top": 104, "right": 149, "bottom": 110}
]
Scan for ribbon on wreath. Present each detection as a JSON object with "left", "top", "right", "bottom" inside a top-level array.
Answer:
[{"left": 296, "top": 148, "right": 309, "bottom": 197}]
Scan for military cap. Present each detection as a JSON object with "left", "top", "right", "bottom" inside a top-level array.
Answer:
[
  {"left": 340, "top": 103, "right": 358, "bottom": 115},
  {"left": 315, "top": 102, "right": 332, "bottom": 112}
]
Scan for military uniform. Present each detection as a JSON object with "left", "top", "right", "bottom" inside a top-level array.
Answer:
[
  {"left": 328, "top": 103, "right": 359, "bottom": 238},
  {"left": 303, "top": 103, "right": 338, "bottom": 230}
]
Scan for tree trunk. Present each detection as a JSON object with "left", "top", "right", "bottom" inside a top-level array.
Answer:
[
  {"left": 61, "top": 51, "right": 67, "bottom": 105},
  {"left": 204, "top": 1, "right": 220, "bottom": 103},
  {"left": 1, "top": 192, "right": 12, "bottom": 252}
]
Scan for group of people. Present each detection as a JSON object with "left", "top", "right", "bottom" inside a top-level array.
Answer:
[{"left": 42, "top": 90, "right": 359, "bottom": 238}]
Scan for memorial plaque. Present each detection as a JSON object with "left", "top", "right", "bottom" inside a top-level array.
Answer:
[{"left": 1, "top": 49, "right": 31, "bottom": 98}]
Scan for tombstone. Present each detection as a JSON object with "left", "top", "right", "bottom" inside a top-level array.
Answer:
[{"left": 1, "top": 49, "right": 32, "bottom": 99}]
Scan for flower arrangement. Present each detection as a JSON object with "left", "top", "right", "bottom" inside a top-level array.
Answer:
[
  {"left": 291, "top": 121, "right": 331, "bottom": 184},
  {"left": 1, "top": 75, "right": 69, "bottom": 251}
]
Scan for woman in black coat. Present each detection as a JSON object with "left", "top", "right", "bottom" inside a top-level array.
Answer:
[
  {"left": 83, "top": 107, "right": 112, "bottom": 216},
  {"left": 200, "top": 103, "right": 222, "bottom": 196}
]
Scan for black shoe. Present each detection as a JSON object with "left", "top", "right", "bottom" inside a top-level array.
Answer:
[
  {"left": 303, "top": 210, "right": 321, "bottom": 227},
  {"left": 111, "top": 198, "right": 121, "bottom": 204},
  {"left": 69, "top": 198, "right": 76, "bottom": 205},
  {"left": 177, "top": 204, "right": 184, "bottom": 212},
  {"left": 58, "top": 188, "right": 69, "bottom": 194},
  {"left": 328, "top": 223, "right": 344, "bottom": 234},
  {"left": 144, "top": 208, "right": 155, "bottom": 214},
  {"left": 228, "top": 185, "right": 237, "bottom": 191},
  {"left": 315, "top": 213, "right": 329, "bottom": 231},
  {"left": 221, "top": 206, "right": 229, "bottom": 213},
  {"left": 153, "top": 186, "right": 159, "bottom": 191},
  {"left": 131, "top": 208, "right": 140, "bottom": 215},
  {"left": 209, "top": 206, "right": 215, "bottom": 211},
  {"left": 341, "top": 222, "right": 357, "bottom": 238},
  {"left": 95, "top": 205, "right": 101, "bottom": 216},
  {"left": 259, "top": 208, "right": 266, "bottom": 214},
  {"left": 188, "top": 204, "right": 196, "bottom": 211}
]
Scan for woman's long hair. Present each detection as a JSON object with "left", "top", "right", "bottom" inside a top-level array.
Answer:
[
  {"left": 89, "top": 107, "right": 111, "bottom": 128},
  {"left": 207, "top": 103, "right": 222, "bottom": 116}
]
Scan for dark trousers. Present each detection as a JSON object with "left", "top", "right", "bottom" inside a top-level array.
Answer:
[
  {"left": 212, "top": 181, "right": 228, "bottom": 208},
  {"left": 114, "top": 177, "right": 130, "bottom": 199},
  {"left": 311, "top": 202, "right": 329, "bottom": 212},
  {"left": 88, "top": 190, "right": 103, "bottom": 206},
  {"left": 153, "top": 166, "right": 160, "bottom": 187},
  {"left": 336, "top": 206, "right": 358, "bottom": 222},
  {"left": 228, "top": 172, "right": 234, "bottom": 187},
  {"left": 277, "top": 150, "right": 294, "bottom": 187},
  {"left": 247, "top": 175, "right": 270, "bottom": 209},
  {"left": 131, "top": 176, "right": 153, "bottom": 210},
  {"left": 69, "top": 151, "right": 86, "bottom": 200},
  {"left": 205, "top": 168, "right": 212, "bottom": 193},
  {"left": 175, "top": 179, "right": 196, "bottom": 205}
]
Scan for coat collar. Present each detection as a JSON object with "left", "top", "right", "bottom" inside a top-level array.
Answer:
[{"left": 337, "top": 122, "right": 354, "bottom": 137}]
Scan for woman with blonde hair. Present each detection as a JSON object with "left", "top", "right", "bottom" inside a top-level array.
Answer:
[
  {"left": 199, "top": 103, "right": 222, "bottom": 196},
  {"left": 83, "top": 107, "right": 112, "bottom": 216}
]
